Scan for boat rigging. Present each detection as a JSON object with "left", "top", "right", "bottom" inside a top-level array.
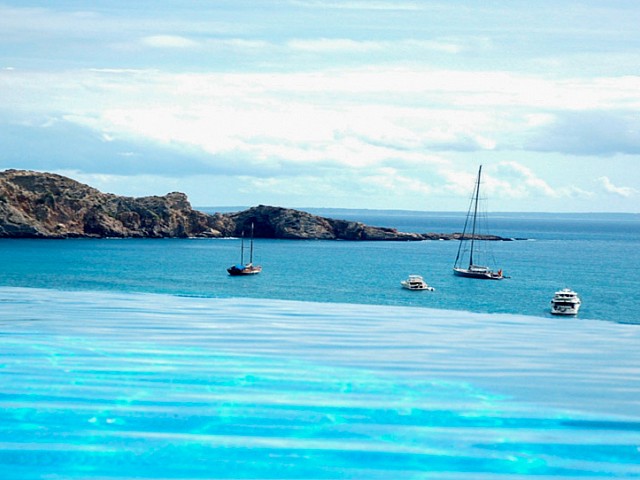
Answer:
[
  {"left": 453, "top": 165, "right": 504, "bottom": 280},
  {"left": 227, "top": 222, "right": 262, "bottom": 276}
]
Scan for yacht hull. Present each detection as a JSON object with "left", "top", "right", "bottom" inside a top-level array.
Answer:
[
  {"left": 550, "top": 305, "right": 580, "bottom": 315},
  {"left": 453, "top": 267, "right": 503, "bottom": 280},
  {"left": 227, "top": 265, "right": 262, "bottom": 276}
]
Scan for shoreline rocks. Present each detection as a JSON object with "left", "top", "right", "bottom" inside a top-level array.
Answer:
[{"left": 0, "top": 169, "right": 512, "bottom": 241}]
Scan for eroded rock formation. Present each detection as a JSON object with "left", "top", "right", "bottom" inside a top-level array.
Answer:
[{"left": 0, "top": 170, "right": 509, "bottom": 241}]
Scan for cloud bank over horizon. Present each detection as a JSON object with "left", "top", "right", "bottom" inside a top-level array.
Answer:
[{"left": 1, "top": 1, "right": 639, "bottom": 212}]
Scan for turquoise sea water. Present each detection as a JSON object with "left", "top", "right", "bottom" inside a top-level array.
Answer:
[
  {"left": 1, "top": 211, "right": 639, "bottom": 478},
  {"left": 1, "top": 210, "right": 638, "bottom": 323}
]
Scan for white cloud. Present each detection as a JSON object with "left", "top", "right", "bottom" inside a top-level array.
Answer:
[
  {"left": 598, "top": 176, "right": 637, "bottom": 198},
  {"left": 2, "top": 65, "right": 640, "bottom": 211},
  {"left": 3, "top": 67, "right": 639, "bottom": 164},
  {"left": 362, "top": 167, "right": 432, "bottom": 195},
  {"left": 436, "top": 161, "right": 600, "bottom": 207},
  {"left": 287, "top": 38, "right": 464, "bottom": 54},
  {"left": 206, "top": 38, "right": 270, "bottom": 51},
  {"left": 288, "top": 38, "right": 382, "bottom": 53},
  {"left": 437, "top": 167, "right": 478, "bottom": 197},
  {"left": 290, "top": 1, "right": 423, "bottom": 11},
  {"left": 493, "top": 162, "right": 559, "bottom": 198},
  {"left": 526, "top": 110, "right": 640, "bottom": 155},
  {"left": 0, "top": 5, "right": 103, "bottom": 37},
  {"left": 141, "top": 35, "right": 199, "bottom": 49}
]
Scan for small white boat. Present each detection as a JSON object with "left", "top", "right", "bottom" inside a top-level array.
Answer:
[
  {"left": 401, "top": 275, "right": 435, "bottom": 291},
  {"left": 550, "top": 288, "right": 581, "bottom": 315}
]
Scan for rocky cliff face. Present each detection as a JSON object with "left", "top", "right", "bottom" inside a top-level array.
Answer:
[
  {"left": 0, "top": 169, "right": 509, "bottom": 241},
  {"left": 0, "top": 170, "right": 227, "bottom": 238},
  {"left": 226, "top": 205, "right": 425, "bottom": 240}
]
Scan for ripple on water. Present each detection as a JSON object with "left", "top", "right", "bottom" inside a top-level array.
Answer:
[{"left": 1, "top": 287, "right": 640, "bottom": 478}]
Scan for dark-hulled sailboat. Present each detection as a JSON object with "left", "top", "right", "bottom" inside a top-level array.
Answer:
[
  {"left": 453, "top": 165, "right": 504, "bottom": 280},
  {"left": 227, "top": 223, "right": 262, "bottom": 276}
]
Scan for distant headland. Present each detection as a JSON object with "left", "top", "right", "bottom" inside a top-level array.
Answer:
[{"left": 0, "top": 169, "right": 511, "bottom": 241}]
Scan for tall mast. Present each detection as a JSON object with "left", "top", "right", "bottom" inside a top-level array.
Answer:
[
  {"left": 469, "top": 165, "right": 482, "bottom": 267},
  {"left": 249, "top": 223, "right": 254, "bottom": 264},
  {"left": 240, "top": 230, "right": 245, "bottom": 265}
]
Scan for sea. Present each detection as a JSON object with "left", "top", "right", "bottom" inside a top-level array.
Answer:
[{"left": 1, "top": 209, "right": 639, "bottom": 479}]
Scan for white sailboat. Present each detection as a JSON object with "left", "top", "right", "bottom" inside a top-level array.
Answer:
[{"left": 453, "top": 165, "right": 504, "bottom": 280}]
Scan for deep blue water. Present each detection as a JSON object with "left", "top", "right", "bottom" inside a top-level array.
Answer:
[
  {"left": 1, "top": 210, "right": 640, "bottom": 478},
  {"left": 1, "top": 210, "right": 639, "bottom": 323}
]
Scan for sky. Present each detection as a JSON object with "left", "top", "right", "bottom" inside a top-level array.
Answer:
[{"left": 1, "top": 1, "right": 639, "bottom": 212}]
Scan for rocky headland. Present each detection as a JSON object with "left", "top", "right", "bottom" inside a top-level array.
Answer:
[{"left": 0, "top": 169, "right": 510, "bottom": 241}]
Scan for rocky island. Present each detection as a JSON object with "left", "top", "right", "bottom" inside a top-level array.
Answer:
[{"left": 0, "top": 169, "right": 510, "bottom": 241}]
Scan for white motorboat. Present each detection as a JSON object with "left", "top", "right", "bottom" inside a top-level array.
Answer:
[
  {"left": 401, "top": 275, "right": 435, "bottom": 291},
  {"left": 550, "top": 288, "right": 581, "bottom": 315}
]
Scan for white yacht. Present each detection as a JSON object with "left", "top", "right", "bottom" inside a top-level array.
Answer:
[
  {"left": 401, "top": 275, "right": 435, "bottom": 291},
  {"left": 550, "top": 288, "right": 581, "bottom": 315}
]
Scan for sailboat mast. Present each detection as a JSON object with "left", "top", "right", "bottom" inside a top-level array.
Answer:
[
  {"left": 469, "top": 165, "right": 482, "bottom": 267},
  {"left": 249, "top": 223, "right": 254, "bottom": 264},
  {"left": 240, "top": 230, "right": 245, "bottom": 265}
]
